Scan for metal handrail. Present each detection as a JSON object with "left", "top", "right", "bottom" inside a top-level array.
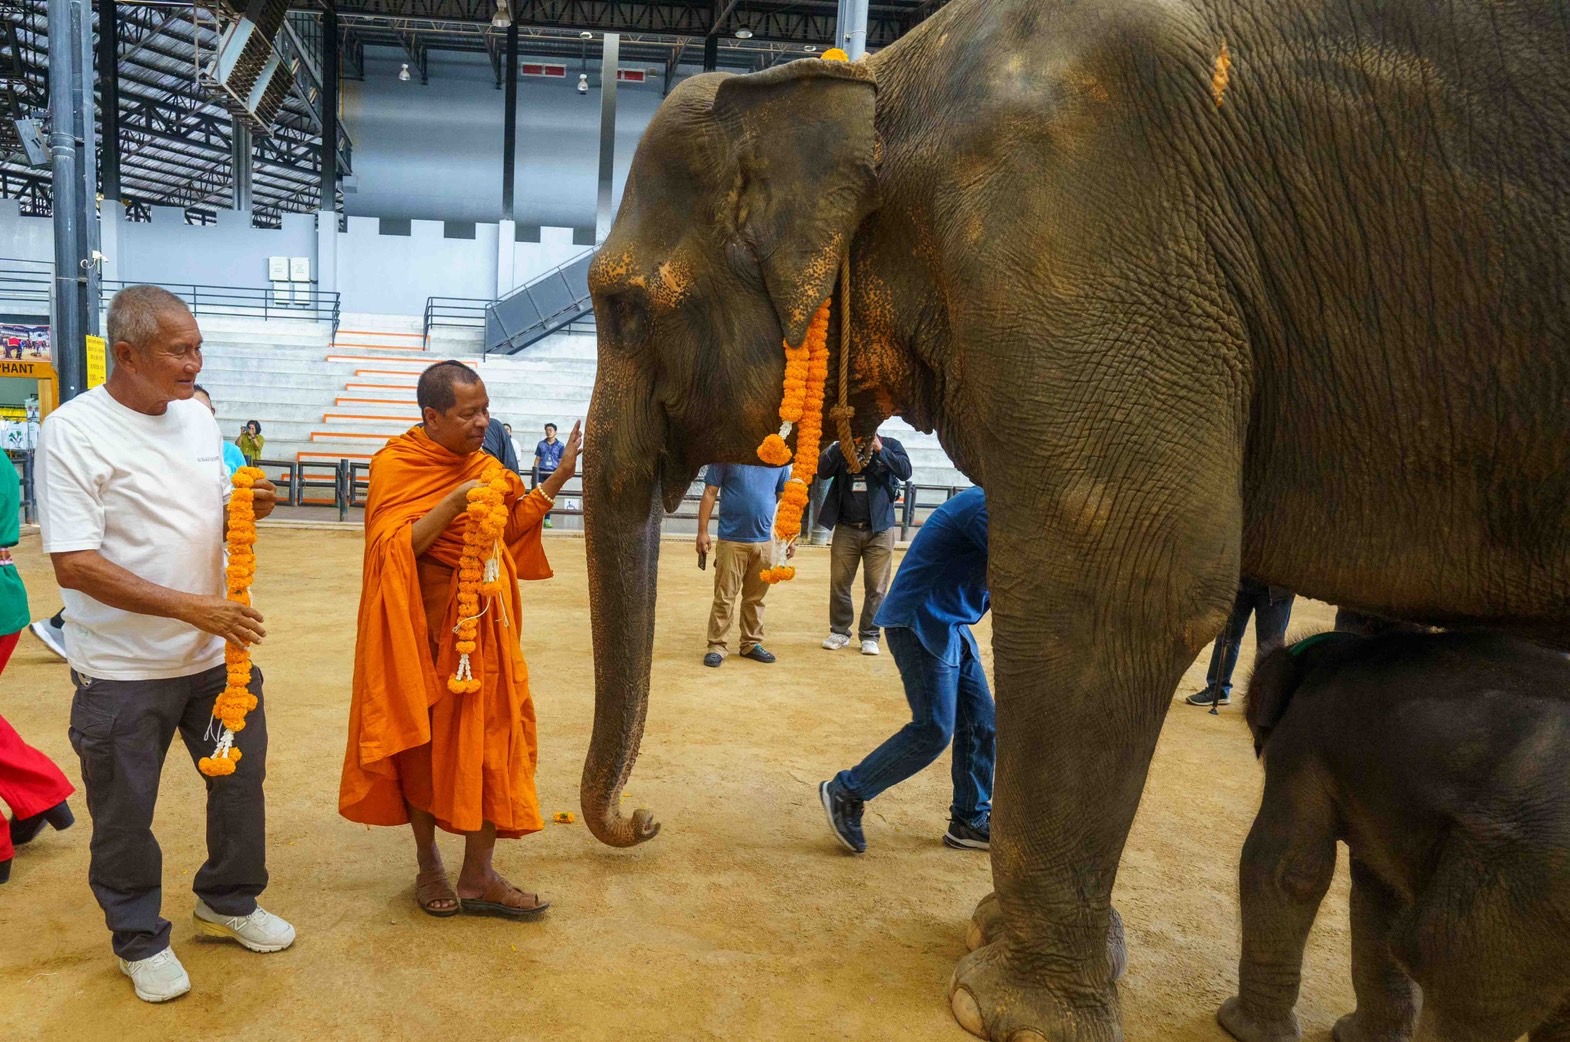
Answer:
[
  {"left": 898, "top": 481, "right": 973, "bottom": 540},
  {"left": 423, "top": 296, "right": 490, "bottom": 345},
  {"left": 483, "top": 246, "right": 598, "bottom": 358},
  {"left": 0, "top": 260, "right": 342, "bottom": 335}
]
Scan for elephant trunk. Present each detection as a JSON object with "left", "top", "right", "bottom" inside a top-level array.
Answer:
[{"left": 579, "top": 392, "right": 664, "bottom": 848}]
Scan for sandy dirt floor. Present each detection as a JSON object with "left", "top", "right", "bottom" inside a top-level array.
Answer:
[{"left": 0, "top": 527, "right": 1362, "bottom": 1041}]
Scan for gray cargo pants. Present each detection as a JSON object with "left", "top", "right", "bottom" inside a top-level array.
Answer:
[{"left": 68, "top": 663, "right": 268, "bottom": 960}]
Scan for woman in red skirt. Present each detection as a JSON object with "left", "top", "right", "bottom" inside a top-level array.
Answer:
[{"left": 0, "top": 453, "right": 73, "bottom": 882}]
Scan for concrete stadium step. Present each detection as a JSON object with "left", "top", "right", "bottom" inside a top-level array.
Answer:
[
  {"left": 330, "top": 313, "right": 428, "bottom": 353},
  {"left": 328, "top": 395, "right": 588, "bottom": 418}
]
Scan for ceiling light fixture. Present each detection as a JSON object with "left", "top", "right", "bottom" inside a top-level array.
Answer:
[
  {"left": 804, "top": 44, "right": 817, "bottom": 52},
  {"left": 578, "top": 72, "right": 590, "bottom": 94},
  {"left": 398, "top": 62, "right": 411, "bottom": 81},
  {"left": 734, "top": 27, "right": 753, "bottom": 39},
  {"left": 579, "top": 30, "right": 593, "bottom": 39},
  {"left": 491, "top": 0, "right": 511, "bottom": 28}
]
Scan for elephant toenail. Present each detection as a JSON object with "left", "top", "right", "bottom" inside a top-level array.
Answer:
[
  {"left": 965, "top": 919, "right": 986, "bottom": 952},
  {"left": 950, "top": 987, "right": 986, "bottom": 1038}
]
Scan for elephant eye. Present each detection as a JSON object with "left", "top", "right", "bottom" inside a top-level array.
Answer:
[{"left": 603, "top": 290, "right": 651, "bottom": 348}]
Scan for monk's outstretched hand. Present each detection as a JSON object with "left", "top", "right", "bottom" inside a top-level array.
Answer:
[
  {"left": 184, "top": 594, "right": 267, "bottom": 647},
  {"left": 557, "top": 421, "right": 583, "bottom": 480}
]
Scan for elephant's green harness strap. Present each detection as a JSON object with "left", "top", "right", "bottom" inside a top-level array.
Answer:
[{"left": 1287, "top": 632, "right": 1339, "bottom": 657}]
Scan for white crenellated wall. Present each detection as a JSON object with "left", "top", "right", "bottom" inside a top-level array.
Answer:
[{"left": 0, "top": 203, "right": 590, "bottom": 318}]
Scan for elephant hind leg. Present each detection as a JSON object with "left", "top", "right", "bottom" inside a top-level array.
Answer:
[
  {"left": 1332, "top": 859, "right": 1419, "bottom": 1042},
  {"left": 1398, "top": 842, "right": 1562, "bottom": 1042}
]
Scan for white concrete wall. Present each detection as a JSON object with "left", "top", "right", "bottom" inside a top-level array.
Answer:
[
  {"left": 114, "top": 206, "right": 318, "bottom": 288},
  {"left": 0, "top": 204, "right": 590, "bottom": 317}
]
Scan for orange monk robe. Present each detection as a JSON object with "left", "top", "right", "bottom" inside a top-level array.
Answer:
[{"left": 339, "top": 426, "right": 552, "bottom": 838}]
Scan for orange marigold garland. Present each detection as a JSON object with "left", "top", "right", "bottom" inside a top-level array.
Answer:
[
  {"left": 450, "top": 464, "right": 511, "bottom": 694},
  {"left": 199, "top": 466, "right": 265, "bottom": 778},
  {"left": 755, "top": 299, "right": 832, "bottom": 584}
]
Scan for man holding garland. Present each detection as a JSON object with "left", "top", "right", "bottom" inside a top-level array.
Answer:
[
  {"left": 340, "top": 360, "right": 580, "bottom": 920},
  {"left": 37, "top": 285, "right": 289, "bottom": 1003}
]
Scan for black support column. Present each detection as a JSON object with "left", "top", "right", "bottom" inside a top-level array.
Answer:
[
  {"left": 502, "top": 21, "right": 517, "bottom": 222},
  {"left": 702, "top": 33, "right": 717, "bottom": 71},
  {"left": 97, "top": 0, "right": 120, "bottom": 201},
  {"left": 319, "top": 1, "right": 338, "bottom": 211}
]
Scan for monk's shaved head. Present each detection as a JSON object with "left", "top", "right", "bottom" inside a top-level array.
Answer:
[{"left": 416, "top": 360, "right": 482, "bottom": 414}]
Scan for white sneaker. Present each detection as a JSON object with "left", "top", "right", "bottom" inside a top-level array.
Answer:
[
  {"left": 193, "top": 901, "right": 296, "bottom": 953},
  {"left": 822, "top": 633, "right": 852, "bottom": 650},
  {"left": 860, "top": 640, "right": 880, "bottom": 656},
  {"left": 29, "top": 617, "right": 66, "bottom": 661},
  {"left": 118, "top": 948, "right": 191, "bottom": 1003}
]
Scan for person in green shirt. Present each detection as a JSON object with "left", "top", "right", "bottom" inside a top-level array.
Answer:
[
  {"left": 235, "top": 420, "right": 264, "bottom": 466},
  {"left": 0, "top": 454, "right": 75, "bottom": 883}
]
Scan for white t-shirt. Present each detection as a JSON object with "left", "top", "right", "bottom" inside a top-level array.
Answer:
[{"left": 37, "top": 386, "right": 230, "bottom": 680}]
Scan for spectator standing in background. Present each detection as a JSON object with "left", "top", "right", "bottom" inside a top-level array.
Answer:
[
  {"left": 193, "top": 386, "right": 246, "bottom": 477},
  {"left": 1184, "top": 578, "right": 1295, "bottom": 707},
  {"left": 503, "top": 424, "right": 525, "bottom": 470},
  {"left": 817, "top": 435, "right": 912, "bottom": 656},
  {"left": 532, "top": 423, "right": 564, "bottom": 529},
  {"left": 235, "top": 420, "right": 264, "bottom": 467},
  {"left": 696, "top": 462, "right": 790, "bottom": 668},
  {"left": 482, "top": 417, "right": 521, "bottom": 475}
]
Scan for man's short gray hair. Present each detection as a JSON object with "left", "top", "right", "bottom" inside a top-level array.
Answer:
[{"left": 106, "top": 285, "right": 189, "bottom": 350}]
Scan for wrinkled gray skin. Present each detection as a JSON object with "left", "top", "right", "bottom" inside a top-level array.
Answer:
[
  {"left": 582, "top": 0, "right": 1570, "bottom": 1037},
  {"left": 1222, "top": 633, "right": 1570, "bottom": 1042}
]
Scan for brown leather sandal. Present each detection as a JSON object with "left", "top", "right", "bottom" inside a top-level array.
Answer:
[
  {"left": 415, "top": 869, "right": 460, "bottom": 918},
  {"left": 459, "top": 878, "right": 550, "bottom": 921}
]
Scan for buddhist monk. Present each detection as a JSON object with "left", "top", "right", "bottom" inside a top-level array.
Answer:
[{"left": 339, "top": 360, "right": 581, "bottom": 919}]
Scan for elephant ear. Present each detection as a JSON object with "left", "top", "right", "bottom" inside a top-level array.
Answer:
[
  {"left": 1244, "top": 632, "right": 1358, "bottom": 758},
  {"left": 712, "top": 59, "right": 879, "bottom": 348}
]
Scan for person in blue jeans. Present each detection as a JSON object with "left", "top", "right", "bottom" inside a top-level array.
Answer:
[
  {"left": 1183, "top": 578, "right": 1295, "bottom": 708},
  {"left": 819, "top": 486, "right": 994, "bottom": 853}
]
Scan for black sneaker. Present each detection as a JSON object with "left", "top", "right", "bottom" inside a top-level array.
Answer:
[
  {"left": 943, "top": 818, "right": 990, "bottom": 851},
  {"left": 740, "top": 646, "right": 776, "bottom": 663},
  {"left": 703, "top": 652, "right": 723, "bottom": 668},
  {"left": 819, "top": 780, "right": 866, "bottom": 853},
  {"left": 1184, "top": 687, "right": 1230, "bottom": 707}
]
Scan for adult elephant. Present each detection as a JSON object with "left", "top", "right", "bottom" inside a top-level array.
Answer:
[{"left": 581, "top": 0, "right": 1570, "bottom": 1038}]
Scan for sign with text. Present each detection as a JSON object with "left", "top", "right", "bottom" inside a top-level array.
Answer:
[
  {"left": 267, "top": 256, "right": 289, "bottom": 281},
  {"left": 0, "top": 359, "right": 52, "bottom": 379},
  {"left": 85, "top": 335, "right": 107, "bottom": 388},
  {"left": 289, "top": 256, "right": 311, "bottom": 283}
]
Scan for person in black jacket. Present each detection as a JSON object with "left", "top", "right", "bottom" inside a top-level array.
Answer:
[
  {"left": 817, "top": 435, "right": 913, "bottom": 655},
  {"left": 481, "top": 417, "right": 520, "bottom": 475}
]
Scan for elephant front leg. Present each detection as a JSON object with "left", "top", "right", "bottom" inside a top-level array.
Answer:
[
  {"left": 1333, "top": 859, "right": 1418, "bottom": 1042},
  {"left": 1219, "top": 779, "right": 1337, "bottom": 1042},
  {"left": 968, "top": 893, "right": 1128, "bottom": 983},
  {"left": 949, "top": 527, "right": 1235, "bottom": 1041}
]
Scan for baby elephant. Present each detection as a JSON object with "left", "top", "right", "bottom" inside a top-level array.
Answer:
[{"left": 1218, "top": 630, "right": 1570, "bottom": 1042}]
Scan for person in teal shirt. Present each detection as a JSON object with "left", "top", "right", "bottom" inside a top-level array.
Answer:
[
  {"left": 0, "top": 453, "right": 76, "bottom": 883},
  {"left": 195, "top": 386, "right": 247, "bottom": 476}
]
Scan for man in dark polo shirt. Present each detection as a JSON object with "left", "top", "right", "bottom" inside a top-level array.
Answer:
[{"left": 817, "top": 434, "right": 912, "bottom": 656}]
